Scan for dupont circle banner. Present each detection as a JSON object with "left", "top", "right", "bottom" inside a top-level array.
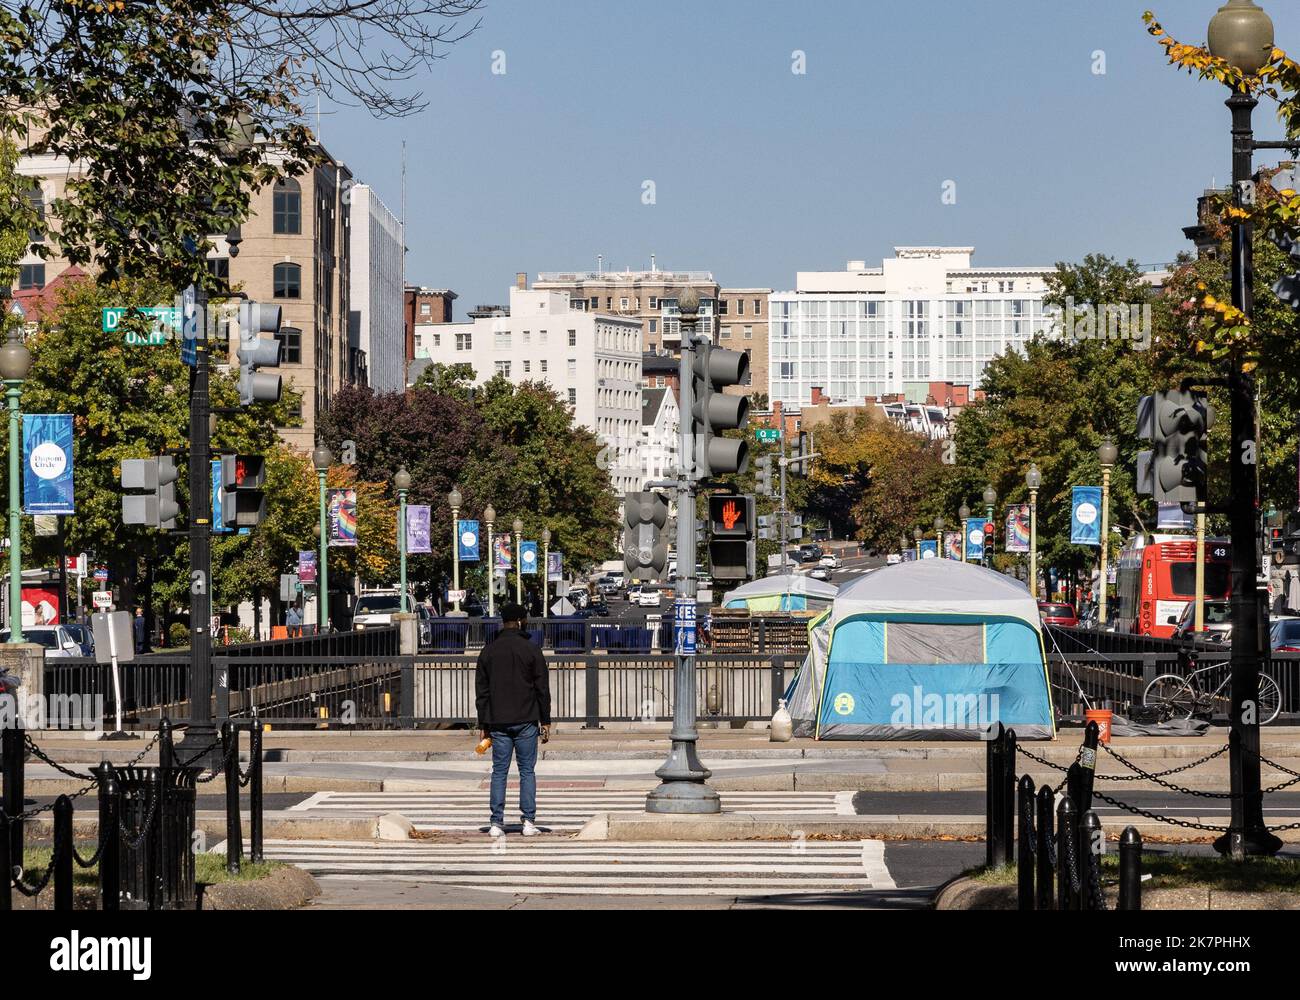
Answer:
[
  {"left": 1071, "top": 486, "right": 1102, "bottom": 547},
  {"left": 23, "top": 414, "right": 75, "bottom": 515},
  {"left": 493, "top": 535, "right": 512, "bottom": 570},
  {"left": 328, "top": 488, "right": 358, "bottom": 547},
  {"left": 1005, "top": 504, "right": 1031, "bottom": 553},
  {"left": 406, "top": 505, "right": 432, "bottom": 554}
]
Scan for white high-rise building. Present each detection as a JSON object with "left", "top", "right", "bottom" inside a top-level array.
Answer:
[
  {"left": 768, "top": 247, "right": 1062, "bottom": 408},
  {"left": 348, "top": 184, "right": 405, "bottom": 392},
  {"left": 418, "top": 285, "right": 643, "bottom": 496}
]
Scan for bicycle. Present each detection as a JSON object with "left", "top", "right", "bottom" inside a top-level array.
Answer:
[{"left": 1143, "top": 658, "right": 1282, "bottom": 725}]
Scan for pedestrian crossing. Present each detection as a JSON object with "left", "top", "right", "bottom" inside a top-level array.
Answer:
[
  {"left": 287, "top": 789, "right": 855, "bottom": 832},
  {"left": 256, "top": 838, "right": 896, "bottom": 897}
]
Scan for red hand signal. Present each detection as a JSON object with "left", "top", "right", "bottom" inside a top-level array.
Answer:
[{"left": 721, "top": 500, "right": 740, "bottom": 531}]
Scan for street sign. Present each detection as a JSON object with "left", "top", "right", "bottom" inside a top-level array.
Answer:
[
  {"left": 92, "top": 590, "right": 112, "bottom": 610},
  {"left": 447, "top": 589, "right": 466, "bottom": 603},
  {"left": 103, "top": 306, "right": 181, "bottom": 345},
  {"left": 551, "top": 597, "right": 575, "bottom": 617},
  {"left": 93, "top": 567, "right": 108, "bottom": 583},
  {"left": 755, "top": 428, "right": 781, "bottom": 443}
]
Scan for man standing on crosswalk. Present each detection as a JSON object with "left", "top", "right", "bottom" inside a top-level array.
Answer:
[{"left": 476, "top": 603, "right": 551, "bottom": 837}]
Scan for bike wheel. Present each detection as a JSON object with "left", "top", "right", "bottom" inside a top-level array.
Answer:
[
  {"left": 1258, "top": 674, "right": 1282, "bottom": 726},
  {"left": 1143, "top": 674, "right": 1199, "bottom": 720}
]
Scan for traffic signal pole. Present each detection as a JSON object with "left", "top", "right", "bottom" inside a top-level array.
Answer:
[
  {"left": 1218, "top": 90, "right": 1278, "bottom": 857},
  {"left": 646, "top": 308, "right": 719, "bottom": 815},
  {"left": 187, "top": 285, "right": 219, "bottom": 770},
  {"left": 779, "top": 432, "right": 789, "bottom": 571}
]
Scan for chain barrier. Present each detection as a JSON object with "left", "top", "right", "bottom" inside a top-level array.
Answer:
[
  {"left": 1061, "top": 814, "right": 1082, "bottom": 894},
  {"left": 1088, "top": 845, "right": 1109, "bottom": 911},
  {"left": 1091, "top": 788, "right": 1230, "bottom": 832},
  {"left": 10, "top": 816, "right": 63, "bottom": 898},
  {"left": 118, "top": 792, "right": 160, "bottom": 852}
]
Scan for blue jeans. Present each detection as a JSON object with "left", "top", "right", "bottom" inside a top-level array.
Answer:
[{"left": 489, "top": 722, "right": 539, "bottom": 827}]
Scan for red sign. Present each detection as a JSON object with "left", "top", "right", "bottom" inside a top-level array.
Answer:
[{"left": 21, "top": 585, "right": 61, "bottom": 626}]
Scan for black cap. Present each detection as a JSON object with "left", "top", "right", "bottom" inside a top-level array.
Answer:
[{"left": 500, "top": 603, "right": 528, "bottom": 624}]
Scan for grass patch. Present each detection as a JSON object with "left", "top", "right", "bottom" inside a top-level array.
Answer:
[
  {"left": 962, "top": 854, "right": 1300, "bottom": 893},
  {"left": 19, "top": 846, "right": 282, "bottom": 893}
]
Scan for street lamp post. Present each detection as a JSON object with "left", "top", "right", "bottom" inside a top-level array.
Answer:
[
  {"left": 913, "top": 527, "right": 923, "bottom": 559},
  {"left": 958, "top": 502, "right": 971, "bottom": 563},
  {"left": 395, "top": 468, "right": 410, "bottom": 612},
  {"left": 1026, "top": 464, "right": 1041, "bottom": 600},
  {"left": 1098, "top": 439, "right": 1117, "bottom": 625},
  {"left": 484, "top": 504, "right": 496, "bottom": 619},
  {"left": 449, "top": 487, "right": 463, "bottom": 615},
  {"left": 1206, "top": 0, "right": 1281, "bottom": 857},
  {"left": 934, "top": 516, "right": 946, "bottom": 559},
  {"left": 983, "top": 485, "right": 997, "bottom": 569},
  {"left": 0, "top": 325, "right": 30, "bottom": 643},
  {"left": 541, "top": 527, "right": 551, "bottom": 618},
  {"left": 312, "top": 445, "right": 331, "bottom": 631},
  {"left": 512, "top": 518, "right": 523, "bottom": 606}
]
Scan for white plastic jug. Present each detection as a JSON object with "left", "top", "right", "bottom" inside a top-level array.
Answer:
[{"left": 770, "top": 698, "right": 793, "bottom": 742}]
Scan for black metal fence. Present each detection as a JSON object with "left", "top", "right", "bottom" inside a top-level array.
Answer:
[{"left": 0, "top": 717, "right": 263, "bottom": 911}]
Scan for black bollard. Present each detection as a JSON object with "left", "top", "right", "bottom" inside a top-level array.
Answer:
[
  {"left": 95, "top": 762, "right": 120, "bottom": 913},
  {"left": 986, "top": 722, "right": 1004, "bottom": 867},
  {"left": 53, "top": 794, "right": 73, "bottom": 912},
  {"left": 158, "top": 718, "right": 173, "bottom": 911},
  {"left": 0, "top": 810, "right": 10, "bottom": 911},
  {"left": 2, "top": 723, "right": 24, "bottom": 866},
  {"left": 1017, "top": 775, "right": 1035, "bottom": 910},
  {"left": 1036, "top": 785, "right": 1054, "bottom": 911},
  {"left": 223, "top": 721, "right": 242, "bottom": 875},
  {"left": 249, "top": 721, "right": 264, "bottom": 864},
  {"left": 1119, "top": 826, "right": 1142, "bottom": 911},
  {"left": 1066, "top": 761, "right": 1083, "bottom": 812},
  {"left": 1056, "top": 796, "right": 1080, "bottom": 911},
  {"left": 1081, "top": 810, "right": 1103, "bottom": 910},
  {"left": 1002, "top": 729, "right": 1017, "bottom": 867},
  {"left": 1078, "top": 721, "right": 1100, "bottom": 813}
]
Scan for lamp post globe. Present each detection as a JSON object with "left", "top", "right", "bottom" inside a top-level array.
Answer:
[
  {"left": 934, "top": 516, "right": 945, "bottom": 533},
  {"left": 542, "top": 527, "right": 551, "bottom": 545},
  {"left": 1208, "top": 0, "right": 1275, "bottom": 75},
  {"left": 677, "top": 286, "right": 700, "bottom": 316},
  {"left": 394, "top": 467, "right": 411, "bottom": 493},
  {"left": 484, "top": 504, "right": 496, "bottom": 525},
  {"left": 1026, "top": 464, "right": 1042, "bottom": 491},
  {"left": 513, "top": 517, "right": 523, "bottom": 536},
  {"left": 913, "top": 528, "right": 923, "bottom": 542},
  {"left": 0, "top": 331, "right": 31, "bottom": 381},
  {"left": 1098, "top": 438, "right": 1118, "bottom": 468},
  {"left": 958, "top": 502, "right": 971, "bottom": 521},
  {"left": 983, "top": 485, "right": 997, "bottom": 508},
  {"left": 448, "top": 486, "right": 462, "bottom": 511},
  {"left": 312, "top": 445, "right": 332, "bottom": 472}
]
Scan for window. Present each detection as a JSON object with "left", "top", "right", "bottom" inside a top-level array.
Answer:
[
  {"left": 456, "top": 332, "right": 472, "bottom": 351},
  {"left": 568, "top": 329, "right": 577, "bottom": 347},
  {"left": 522, "top": 330, "right": 530, "bottom": 344},
  {"left": 25, "top": 187, "right": 44, "bottom": 243},
  {"left": 523, "top": 360, "right": 531, "bottom": 373},
  {"left": 649, "top": 319, "right": 657, "bottom": 333},
  {"left": 276, "top": 326, "right": 302, "bottom": 364},
  {"left": 273, "top": 178, "right": 302, "bottom": 235},
  {"left": 744, "top": 326, "right": 753, "bottom": 340},
  {"left": 736, "top": 299, "right": 745, "bottom": 316},
  {"left": 568, "top": 359, "right": 577, "bottom": 377},
  {"left": 205, "top": 257, "right": 230, "bottom": 282},
  {"left": 650, "top": 296, "right": 659, "bottom": 309},
  {"left": 421, "top": 303, "right": 431, "bottom": 315},
  {"left": 722, "top": 325, "right": 733, "bottom": 339},
  {"left": 273, "top": 262, "right": 301, "bottom": 298},
  {"left": 753, "top": 299, "right": 762, "bottom": 315},
  {"left": 495, "top": 360, "right": 511, "bottom": 378},
  {"left": 494, "top": 330, "right": 511, "bottom": 349},
  {"left": 567, "top": 388, "right": 576, "bottom": 406},
  {"left": 540, "top": 359, "right": 548, "bottom": 373},
  {"left": 718, "top": 299, "right": 728, "bottom": 315},
  {"left": 620, "top": 297, "right": 629, "bottom": 310},
  {"left": 18, "top": 263, "right": 44, "bottom": 290},
  {"left": 605, "top": 297, "right": 612, "bottom": 310}
]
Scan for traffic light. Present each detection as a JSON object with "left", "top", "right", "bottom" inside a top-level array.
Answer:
[
  {"left": 754, "top": 455, "right": 774, "bottom": 497},
  {"left": 690, "top": 340, "right": 750, "bottom": 478},
  {"left": 708, "top": 494, "right": 755, "bottom": 582},
  {"left": 1138, "top": 390, "right": 1212, "bottom": 504},
  {"left": 790, "top": 430, "right": 813, "bottom": 477},
  {"left": 121, "top": 456, "right": 180, "bottom": 529},
  {"left": 220, "top": 454, "right": 267, "bottom": 528},
  {"left": 237, "top": 302, "right": 283, "bottom": 405},
  {"left": 623, "top": 491, "right": 669, "bottom": 582}
]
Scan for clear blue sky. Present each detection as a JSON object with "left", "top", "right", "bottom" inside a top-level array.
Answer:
[{"left": 322, "top": 0, "right": 1300, "bottom": 316}]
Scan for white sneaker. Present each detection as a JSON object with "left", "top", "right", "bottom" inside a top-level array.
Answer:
[
  {"left": 522, "top": 820, "right": 540, "bottom": 837},
  {"left": 488, "top": 824, "right": 505, "bottom": 838}
]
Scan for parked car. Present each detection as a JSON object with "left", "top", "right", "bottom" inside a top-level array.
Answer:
[
  {"left": 352, "top": 592, "right": 403, "bottom": 630},
  {"left": 1170, "top": 600, "right": 1232, "bottom": 645},
  {"left": 0, "top": 625, "right": 85, "bottom": 657},
  {"left": 415, "top": 604, "right": 434, "bottom": 648},
  {"left": 63, "top": 622, "right": 94, "bottom": 656},
  {"left": 818, "top": 554, "right": 842, "bottom": 570},
  {"left": 586, "top": 594, "right": 611, "bottom": 617},
  {"left": 463, "top": 592, "right": 486, "bottom": 618},
  {"left": 1271, "top": 616, "right": 1300, "bottom": 652},
  {"left": 1037, "top": 602, "right": 1080, "bottom": 628},
  {"left": 796, "top": 544, "right": 823, "bottom": 563},
  {"left": 810, "top": 566, "right": 832, "bottom": 581},
  {"left": 566, "top": 587, "right": 590, "bottom": 610},
  {"left": 886, "top": 553, "right": 903, "bottom": 566}
]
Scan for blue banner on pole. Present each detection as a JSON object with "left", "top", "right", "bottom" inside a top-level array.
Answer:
[
  {"left": 919, "top": 539, "right": 938, "bottom": 560},
  {"left": 22, "top": 414, "right": 75, "bottom": 515},
  {"left": 520, "top": 540, "right": 538, "bottom": 575},
  {"left": 1071, "top": 486, "right": 1102, "bottom": 546},
  {"left": 963, "top": 519, "right": 985, "bottom": 562},
  {"left": 457, "top": 519, "right": 480, "bottom": 562}
]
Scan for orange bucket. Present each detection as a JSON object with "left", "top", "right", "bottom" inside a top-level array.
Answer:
[{"left": 1085, "top": 709, "right": 1113, "bottom": 745}]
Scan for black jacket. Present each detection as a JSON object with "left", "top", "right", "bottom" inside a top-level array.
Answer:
[{"left": 475, "top": 628, "right": 551, "bottom": 727}]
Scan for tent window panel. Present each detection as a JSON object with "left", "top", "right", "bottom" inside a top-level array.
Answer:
[{"left": 885, "top": 622, "right": 985, "bottom": 665}]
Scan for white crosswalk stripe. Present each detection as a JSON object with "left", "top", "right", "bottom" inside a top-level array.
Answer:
[
  {"left": 288, "top": 789, "right": 855, "bottom": 831},
  {"left": 257, "top": 838, "right": 896, "bottom": 897}
]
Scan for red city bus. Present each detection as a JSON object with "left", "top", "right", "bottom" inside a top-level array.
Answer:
[{"left": 1114, "top": 536, "right": 1231, "bottom": 639}]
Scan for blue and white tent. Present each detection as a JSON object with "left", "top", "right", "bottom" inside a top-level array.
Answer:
[
  {"left": 722, "top": 573, "right": 838, "bottom": 613},
  {"left": 786, "top": 560, "right": 1055, "bottom": 740}
]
